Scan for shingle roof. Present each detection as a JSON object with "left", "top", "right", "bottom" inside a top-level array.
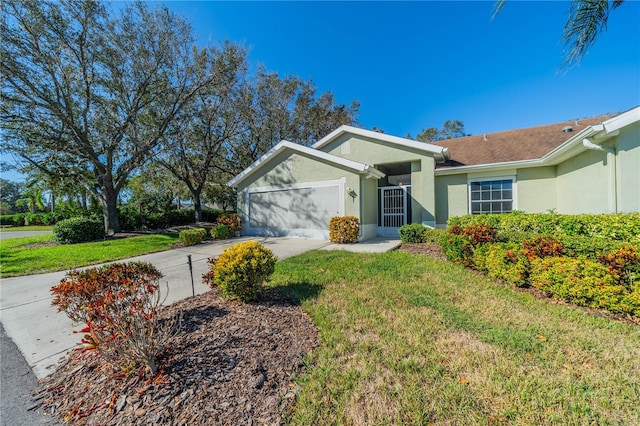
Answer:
[{"left": 432, "top": 114, "right": 614, "bottom": 168}]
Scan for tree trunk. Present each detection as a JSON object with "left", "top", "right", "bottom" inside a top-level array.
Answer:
[
  {"left": 192, "top": 189, "right": 203, "bottom": 223},
  {"left": 101, "top": 181, "right": 121, "bottom": 235}
]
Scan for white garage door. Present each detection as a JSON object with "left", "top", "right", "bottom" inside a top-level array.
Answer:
[{"left": 248, "top": 184, "right": 341, "bottom": 238}]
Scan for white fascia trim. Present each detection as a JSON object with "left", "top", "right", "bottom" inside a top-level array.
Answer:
[
  {"left": 312, "top": 125, "right": 450, "bottom": 162},
  {"left": 603, "top": 106, "right": 640, "bottom": 133},
  {"left": 228, "top": 140, "right": 382, "bottom": 188},
  {"left": 435, "top": 159, "right": 543, "bottom": 176}
]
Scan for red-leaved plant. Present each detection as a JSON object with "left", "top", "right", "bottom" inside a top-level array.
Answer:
[{"left": 51, "top": 262, "right": 178, "bottom": 375}]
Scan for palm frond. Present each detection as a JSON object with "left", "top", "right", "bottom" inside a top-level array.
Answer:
[
  {"left": 491, "top": 0, "right": 507, "bottom": 21},
  {"left": 562, "top": 0, "right": 624, "bottom": 69}
]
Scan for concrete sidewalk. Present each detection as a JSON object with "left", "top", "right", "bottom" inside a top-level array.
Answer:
[
  {"left": 322, "top": 237, "right": 401, "bottom": 253},
  {"left": 0, "top": 236, "right": 330, "bottom": 379}
]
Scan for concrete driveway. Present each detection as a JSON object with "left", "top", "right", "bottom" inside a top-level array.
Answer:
[{"left": 0, "top": 236, "right": 329, "bottom": 379}]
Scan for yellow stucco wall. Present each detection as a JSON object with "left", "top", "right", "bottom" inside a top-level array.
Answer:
[
  {"left": 320, "top": 134, "right": 439, "bottom": 227},
  {"left": 616, "top": 122, "right": 640, "bottom": 213},
  {"left": 434, "top": 174, "right": 468, "bottom": 227},
  {"left": 517, "top": 166, "right": 557, "bottom": 212},
  {"left": 556, "top": 148, "right": 612, "bottom": 214}
]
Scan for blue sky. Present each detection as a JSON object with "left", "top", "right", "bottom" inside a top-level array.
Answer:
[
  {"left": 160, "top": 0, "right": 640, "bottom": 138},
  {"left": 3, "top": 1, "right": 638, "bottom": 183}
]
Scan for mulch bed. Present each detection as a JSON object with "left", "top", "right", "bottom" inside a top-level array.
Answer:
[
  {"left": 397, "top": 242, "right": 448, "bottom": 262},
  {"left": 35, "top": 289, "right": 318, "bottom": 425}
]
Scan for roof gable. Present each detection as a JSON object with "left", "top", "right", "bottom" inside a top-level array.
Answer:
[
  {"left": 228, "top": 140, "right": 384, "bottom": 188},
  {"left": 312, "top": 125, "right": 450, "bottom": 162}
]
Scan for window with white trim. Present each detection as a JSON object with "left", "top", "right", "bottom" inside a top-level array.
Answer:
[{"left": 469, "top": 178, "right": 514, "bottom": 214}]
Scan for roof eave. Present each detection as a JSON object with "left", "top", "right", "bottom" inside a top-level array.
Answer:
[{"left": 312, "top": 125, "right": 449, "bottom": 160}]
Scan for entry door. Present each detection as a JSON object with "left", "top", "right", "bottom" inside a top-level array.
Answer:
[{"left": 378, "top": 186, "right": 410, "bottom": 237}]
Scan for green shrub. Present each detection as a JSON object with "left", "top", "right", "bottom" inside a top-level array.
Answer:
[
  {"left": 619, "top": 285, "right": 640, "bottom": 317},
  {"left": 424, "top": 228, "right": 446, "bottom": 244},
  {"left": 462, "top": 224, "right": 498, "bottom": 246},
  {"left": 118, "top": 205, "right": 143, "bottom": 231},
  {"left": 560, "top": 235, "right": 629, "bottom": 260},
  {"left": 597, "top": 245, "right": 640, "bottom": 288},
  {"left": 399, "top": 223, "right": 427, "bottom": 243},
  {"left": 448, "top": 212, "right": 640, "bottom": 244},
  {"left": 440, "top": 233, "right": 473, "bottom": 266},
  {"left": 163, "top": 209, "right": 195, "bottom": 227},
  {"left": 179, "top": 228, "right": 207, "bottom": 246},
  {"left": 217, "top": 213, "right": 241, "bottom": 234},
  {"left": 530, "top": 257, "right": 627, "bottom": 312},
  {"left": 53, "top": 217, "right": 105, "bottom": 244},
  {"left": 211, "top": 224, "right": 230, "bottom": 239},
  {"left": 203, "top": 241, "right": 277, "bottom": 302},
  {"left": 522, "top": 235, "right": 565, "bottom": 260},
  {"left": 0, "top": 213, "right": 27, "bottom": 227},
  {"left": 329, "top": 216, "right": 359, "bottom": 244},
  {"left": 484, "top": 243, "right": 530, "bottom": 287},
  {"left": 19, "top": 212, "right": 66, "bottom": 226},
  {"left": 472, "top": 243, "right": 492, "bottom": 273}
]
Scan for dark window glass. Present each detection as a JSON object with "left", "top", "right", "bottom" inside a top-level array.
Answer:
[{"left": 469, "top": 179, "right": 513, "bottom": 214}]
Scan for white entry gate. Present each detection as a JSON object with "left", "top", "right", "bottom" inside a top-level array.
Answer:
[{"left": 378, "top": 185, "right": 411, "bottom": 237}]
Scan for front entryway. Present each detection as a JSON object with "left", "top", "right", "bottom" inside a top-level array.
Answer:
[{"left": 378, "top": 185, "right": 411, "bottom": 237}]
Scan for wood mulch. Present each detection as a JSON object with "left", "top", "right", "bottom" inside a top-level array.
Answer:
[
  {"left": 35, "top": 289, "right": 318, "bottom": 425},
  {"left": 397, "top": 242, "right": 448, "bottom": 262}
]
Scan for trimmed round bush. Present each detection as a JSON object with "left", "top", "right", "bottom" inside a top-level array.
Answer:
[
  {"left": 179, "top": 228, "right": 207, "bottom": 246},
  {"left": 329, "top": 216, "right": 359, "bottom": 244},
  {"left": 53, "top": 217, "right": 105, "bottom": 244},
  {"left": 399, "top": 223, "right": 427, "bottom": 243},
  {"left": 205, "top": 241, "right": 277, "bottom": 302},
  {"left": 211, "top": 224, "right": 230, "bottom": 239}
]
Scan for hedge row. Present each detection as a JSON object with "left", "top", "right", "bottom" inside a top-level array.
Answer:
[
  {"left": 447, "top": 212, "right": 640, "bottom": 244},
  {"left": 117, "top": 207, "right": 231, "bottom": 231},
  {"left": 436, "top": 217, "right": 640, "bottom": 318},
  {"left": 0, "top": 212, "right": 69, "bottom": 227}
]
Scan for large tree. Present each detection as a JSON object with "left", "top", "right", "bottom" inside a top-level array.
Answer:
[
  {"left": 493, "top": 0, "right": 625, "bottom": 68},
  {"left": 0, "top": 178, "right": 23, "bottom": 214},
  {"left": 156, "top": 43, "right": 248, "bottom": 222},
  {"left": 1, "top": 0, "right": 211, "bottom": 233},
  {"left": 220, "top": 69, "right": 360, "bottom": 176},
  {"left": 415, "top": 119, "right": 467, "bottom": 142}
]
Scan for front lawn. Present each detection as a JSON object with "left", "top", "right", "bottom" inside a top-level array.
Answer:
[
  {"left": 0, "top": 233, "right": 179, "bottom": 277},
  {"left": 271, "top": 250, "right": 640, "bottom": 425}
]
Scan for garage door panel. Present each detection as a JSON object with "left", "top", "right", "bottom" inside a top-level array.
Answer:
[
  {"left": 248, "top": 192, "right": 287, "bottom": 228},
  {"left": 248, "top": 184, "right": 340, "bottom": 233}
]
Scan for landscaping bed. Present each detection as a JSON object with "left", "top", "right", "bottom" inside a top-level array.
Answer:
[{"left": 36, "top": 288, "right": 318, "bottom": 425}]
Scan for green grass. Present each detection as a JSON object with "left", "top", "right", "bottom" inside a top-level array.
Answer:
[
  {"left": 270, "top": 250, "right": 640, "bottom": 425},
  {"left": 0, "top": 233, "right": 179, "bottom": 277},
  {"left": 0, "top": 225, "right": 53, "bottom": 231}
]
